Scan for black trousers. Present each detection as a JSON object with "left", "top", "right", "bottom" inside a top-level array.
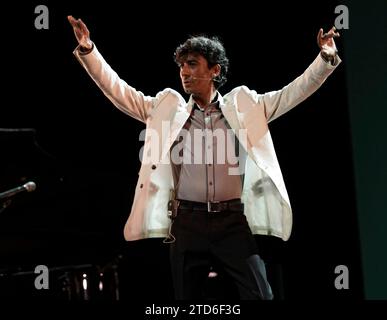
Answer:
[{"left": 169, "top": 208, "right": 273, "bottom": 300}]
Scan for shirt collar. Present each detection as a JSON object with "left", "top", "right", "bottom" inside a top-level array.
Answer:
[{"left": 193, "top": 92, "right": 221, "bottom": 112}]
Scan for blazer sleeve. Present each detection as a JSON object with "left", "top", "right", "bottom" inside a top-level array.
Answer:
[
  {"left": 73, "top": 44, "right": 154, "bottom": 124},
  {"left": 258, "top": 53, "right": 342, "bottom": 123}
]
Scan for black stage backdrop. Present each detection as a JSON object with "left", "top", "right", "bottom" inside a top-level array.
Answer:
[{"left": 0, "top": 0, "right": 377, "bottom": 301}]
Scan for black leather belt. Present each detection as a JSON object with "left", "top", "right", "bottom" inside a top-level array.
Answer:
[{"left": 176, "top": 199, "right": 243, "bottom": 213}]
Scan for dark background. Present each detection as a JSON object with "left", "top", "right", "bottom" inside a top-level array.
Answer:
[{"left": 0, "top": 0, "right": 385, "bottom": 301}]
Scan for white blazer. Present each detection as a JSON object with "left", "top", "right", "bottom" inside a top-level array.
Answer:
[{"left": 74, "top": 46, "right": 340, "bottom": 241}]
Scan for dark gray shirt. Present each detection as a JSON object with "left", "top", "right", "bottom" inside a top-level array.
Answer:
[{"left": 170, "top": 100, "right": 246, "bottom": 203}]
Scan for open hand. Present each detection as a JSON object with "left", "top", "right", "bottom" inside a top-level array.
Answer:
[
  {"left": 67, "top": 15, "right": 92, "bottom": 50},
  {"left": 317, "top": 26, "right": 340, "bottom": 56}
]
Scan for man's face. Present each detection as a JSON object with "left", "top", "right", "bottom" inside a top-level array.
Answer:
[{"left": 179, "top": 53, "right": 215, "bottom": 95}]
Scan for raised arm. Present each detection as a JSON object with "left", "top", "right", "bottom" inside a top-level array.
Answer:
[
  {"left": 67, "top": 16, "right": 154, "bottom": 123},
  {"left": 260, "top": 26, "right": 341, "bottom": 122}
]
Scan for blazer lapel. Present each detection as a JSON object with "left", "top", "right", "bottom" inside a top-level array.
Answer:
[
  {"left": 160, "top": 98, "right": 193, "bottom": 162},
  {"left": 220, "top": 93, "right": 252, "bottom": 158}
]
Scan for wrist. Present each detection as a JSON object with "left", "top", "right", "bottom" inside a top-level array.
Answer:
[
  {"left": 78, "top": 41, "right": 93, "bottom": 55},
  {"left": 320, "top": 49, "right": 338, "bottom": 65}
]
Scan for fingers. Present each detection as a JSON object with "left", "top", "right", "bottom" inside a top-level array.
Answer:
[
  {"left": 68, "top": 15, "right": 90, "bottom": 39},
  {"left": 332, "top": 26, "right": 340, "bottom": 37},
  {"left": 317, "top": 28, "right": 323, "bottom": 39},
  {"left": 67, "top": 15, "right": 85, "bottom": 30},
  {"left": 322, "top": 32, "right": 340, "bottom": 40},
  {"left": 317, "top": 28, "right": 323, "bottom": 45},
  {"left": 79, "top": 18, "right": 89, "bottom": 34},
  {"left": 67, "top": 15, "right": 77, "bottom": 26},
  {"left": 67, "top": 15, "right": 82, "bottom": 30},
  {"left": 321, "top": 26, "right": 340, "bottom": 39}
]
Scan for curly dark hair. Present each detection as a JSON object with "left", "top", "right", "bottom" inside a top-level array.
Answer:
[{"left": 174, "top": 35, "right": 229, "bottom": 89}]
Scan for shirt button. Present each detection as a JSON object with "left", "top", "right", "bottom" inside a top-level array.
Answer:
[
  {"left": 140, "top": 184, "right": 143, "bottom": 188},
  {"left": 209, "top": 182, "right": 213, "bottom": 186}
]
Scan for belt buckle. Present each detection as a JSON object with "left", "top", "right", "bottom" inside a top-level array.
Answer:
[{"left": 208, "top": 201, "right": 221, "bottom": 213}]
